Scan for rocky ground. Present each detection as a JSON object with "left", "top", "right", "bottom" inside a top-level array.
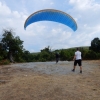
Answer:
[{"left": 0, "top": 60, "right": 100, "bottom": 100}]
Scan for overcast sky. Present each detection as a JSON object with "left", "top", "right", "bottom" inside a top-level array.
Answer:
[{"left": 0, "top": 0, "right": 100, "bottom": 52}]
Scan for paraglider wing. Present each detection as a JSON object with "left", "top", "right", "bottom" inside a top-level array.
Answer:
[{"left": 24, "top": 9, "right": 77, "bottom": 31}]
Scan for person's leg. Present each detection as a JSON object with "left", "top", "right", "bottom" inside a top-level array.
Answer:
[
  {"left": 72, "top": 60, "right": 77, "bottom": 72},
  {"left": 80, "top": 66, "right": 82, "bottom": 73},
  {"left": 56, "top": 58, "right": 58, "bottom": 63},
  {"left": 79, "top": 60, "right": 82, "bottom": 73},
  {"left": 72, "top": 66, "right": 76, "bottom": 72}
]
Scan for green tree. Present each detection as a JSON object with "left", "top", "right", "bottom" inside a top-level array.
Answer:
[
  {"left": 84, "top": 50, "right": 97, "bottom": 60},
  {"left": 40, "top": 46, "right": 53, "bottom": 61},
  {"left": 60, "top": 49, "right": 67, "bottom": 61},
  {"left": 0, "top": 43, "right": 7, "bottom": 60},
  {"left": 90, "top": 37, "right": 100, "bottom": 53},
  {"left": 22, "top": 50, "right": 35, "bottom": 62},
  {"left": 0, "top": 29, "right": 24, "bottom": 62}
]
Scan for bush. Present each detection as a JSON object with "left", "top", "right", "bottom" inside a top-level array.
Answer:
[
  {"left": 15, "top": 57, "right": 25, "bottom": 62},
  {"left": 39, "top": 58, "right": 46, "bottom": 62},
  {"left": 84, "top": 50, "right": 97, "bottom": 60},
  {"left": 0, "top": 56, "right": 3, "bottom": 60},
  {"left": 0, "top": 59, "right": 10, "bottom": 65}
]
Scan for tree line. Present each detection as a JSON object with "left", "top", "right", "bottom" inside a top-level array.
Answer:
[{"left": 0, "top": 29, "right": 100, "bottom": 64}]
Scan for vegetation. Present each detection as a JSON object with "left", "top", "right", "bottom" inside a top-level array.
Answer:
[
  {"left": 0, "top": 59, "right": 10, "bottom": 65},
  {"left": 0, "top": 29, "right": 24, "bottom": 63},
  {"left": 0, "top": 29, "right": 100, "bottom": 64},
  {"left": 89, "top": 37, "right": 100, "bottom": 53}
]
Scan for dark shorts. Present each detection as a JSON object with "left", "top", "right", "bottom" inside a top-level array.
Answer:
[{"left": 74, "top": 59, "right": 82, "bottom": 66}]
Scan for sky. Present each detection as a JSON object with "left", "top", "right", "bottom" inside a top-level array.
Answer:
[{"left": 0, "top": 0, "right": 100, "bottom": 52}]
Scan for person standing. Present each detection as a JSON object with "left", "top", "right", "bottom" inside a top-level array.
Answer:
[
  {"left": 55, "top": 52, "right": 60, "bottom": 63},
  {"left": 72, "top": 48, "right": 82, "bottom": 73}
]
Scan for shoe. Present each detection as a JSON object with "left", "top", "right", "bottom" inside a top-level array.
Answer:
[
  {"left": 80, "top": 70, "right": 82, "bottom": 73},
  {"left": 72, "top": 69, "right": 75, "bottom": 72}
]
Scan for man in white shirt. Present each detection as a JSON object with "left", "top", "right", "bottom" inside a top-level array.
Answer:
[{"left": 72, "top": 48, "right": 82, "bottom": 73}]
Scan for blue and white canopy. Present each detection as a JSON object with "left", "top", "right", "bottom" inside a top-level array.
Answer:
[{"left": 24, "top": 9, "right": 77, "bottom": 31}]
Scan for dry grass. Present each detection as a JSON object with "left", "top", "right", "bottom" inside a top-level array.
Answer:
[{"left": 0, "top": 60, "right": 100, "bottom": 100}]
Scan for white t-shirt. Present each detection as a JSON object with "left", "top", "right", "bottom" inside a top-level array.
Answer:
[{"left": 75, "top": 51, "right": 81, "bottom": 60}]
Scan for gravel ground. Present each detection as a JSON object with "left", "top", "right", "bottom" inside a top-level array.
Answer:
[
  {"left": 0, "top": 60, "right": 100, "bottom": 100},
  {"left": 9, "top": 60, "right": 97, "bottom": 75}
]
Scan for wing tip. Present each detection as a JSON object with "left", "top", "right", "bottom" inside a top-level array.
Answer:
[{"left": 24, "top": 26, "right": 26, "bottom": 30}]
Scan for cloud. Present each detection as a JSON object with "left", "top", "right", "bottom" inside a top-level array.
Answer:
[
  {"left": 0, "top": 0, "right": 100, "bottom": 52},
  {"left": 68, "top": 0, "right": 100, "bottom": 44},
  {"left": 0, "top": 1, "right": 28, "bottom": 47},
  {"left": 69, "top": 0, "right": 100, "bottom": 24},
  {"left": 69, "top": 0, "right": 93, "bottom": 9},
  {"left": 0, "top": 2, "right": 11, "bottom": 16}
]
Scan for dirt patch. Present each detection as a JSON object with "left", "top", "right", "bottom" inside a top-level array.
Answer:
[{"left": 0, "top": 60, "right": 100, "bottom": 100}]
